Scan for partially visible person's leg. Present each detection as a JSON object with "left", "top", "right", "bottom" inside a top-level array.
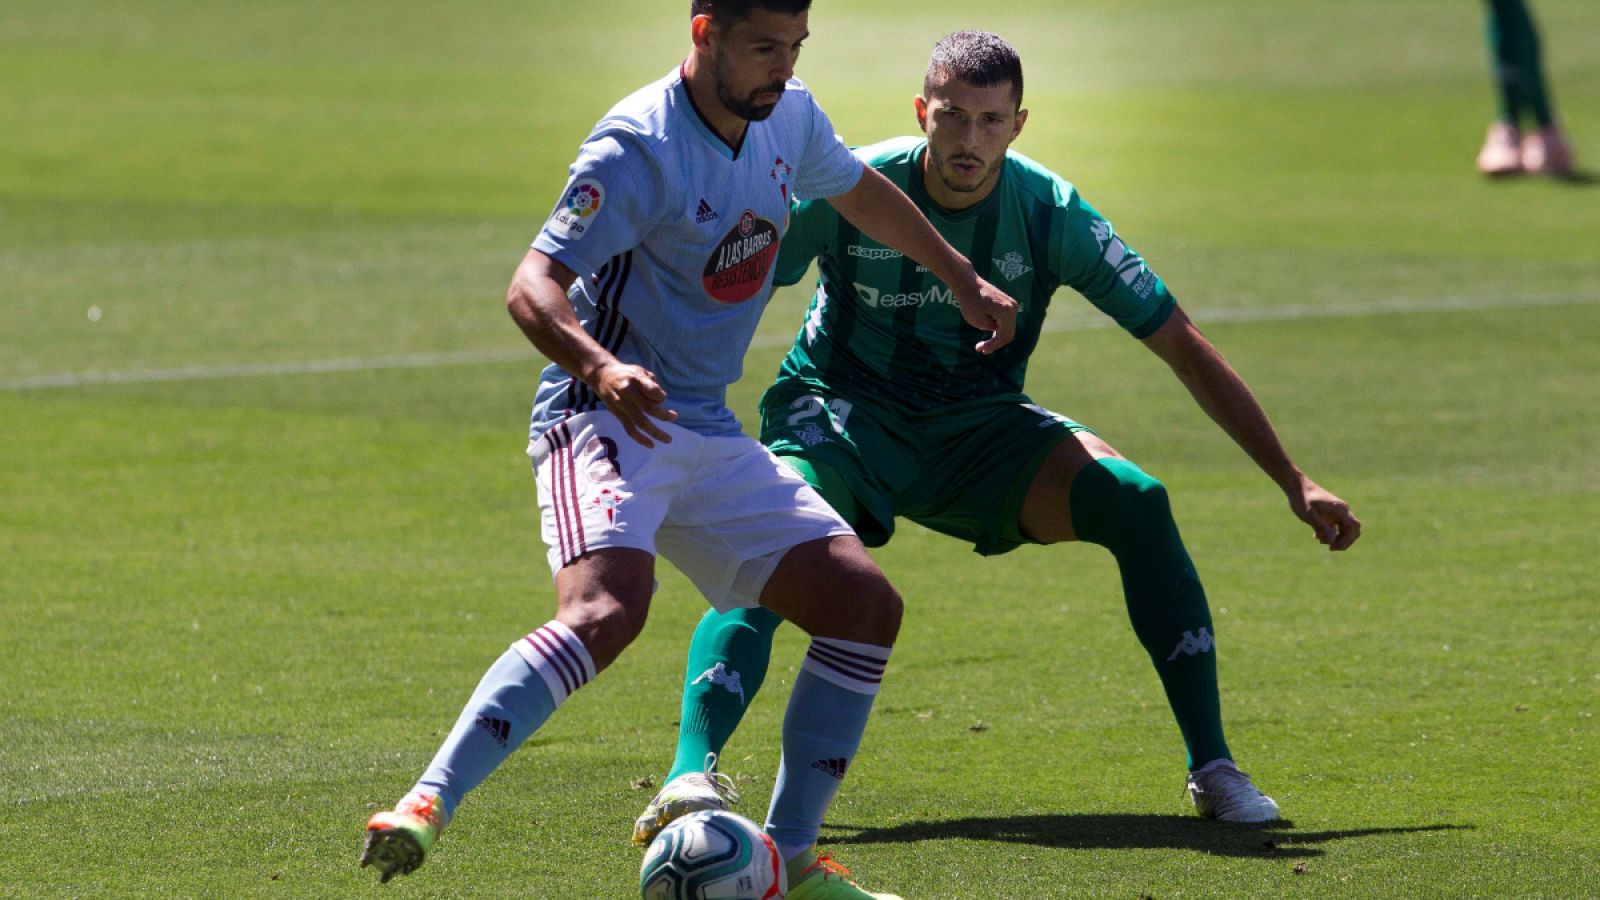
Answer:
[
  {"left": 362, "top": 548, "right": 653, "bottom": 882},
  {"left": 1020, "top": 432, "right": 1277, "bottom": 822},
  {"left": 662, "top": 457, "right": 860, "bottom": 787},
  {"left": 1022, "top": 436, "right": 1232, "bottom": 769},
  {"left": 758, "top": 533, "right": 902, "bottom": 897},
  {"left": 1480, "top": 0, "right": 1575, "bottom": 175},
  {"left": 362, "top": 408, "right": 681, "bottom": 882}
]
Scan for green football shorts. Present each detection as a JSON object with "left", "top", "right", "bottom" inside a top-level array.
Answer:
[{"left": 758, "top": 379, "right": 1092, "bottom": 556}]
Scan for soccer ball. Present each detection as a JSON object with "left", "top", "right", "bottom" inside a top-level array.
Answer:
[{"left": 639, "top": 809, "right": 786, "bottom": 899}]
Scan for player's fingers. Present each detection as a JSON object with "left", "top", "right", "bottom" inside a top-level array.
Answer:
[
  {"left": 976, "top": 315, "right": 1015, "bottom": 353},
  {"left": 637, "top": 414, "right": 673, "bottom": 445},
  {"left": 604, "top": 396, "right": 659, "bottom": 449},
  {"left": 620, "top": 421, "right": 656, "bottom": 449},
  {"left": 1329, "top": 509, "right": 1362, "bottom": 551},
  {"left": 637, "top": 375, "right": 667, "bottom": 404}
]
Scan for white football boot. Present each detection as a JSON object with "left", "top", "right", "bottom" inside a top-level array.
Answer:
[
  {"left": 1187, "top": 758, "right": 1281, "bottom": 823},
  {"left": 632, "top": 752, "right": 742, "bottom": 844},
  {"left": 1476, "top": 122, "right": 1524, "bottom": 176}
]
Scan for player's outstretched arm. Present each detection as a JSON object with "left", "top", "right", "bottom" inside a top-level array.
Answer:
[
  {"left": 826, "top": 165, "right": 1017, "bottom": 353},
  {"left": 506, "top": 248, "right": 677, "bottom": 448},
  {"left": 1141, "top": 304, "right": 1361, "bottom": 551}
]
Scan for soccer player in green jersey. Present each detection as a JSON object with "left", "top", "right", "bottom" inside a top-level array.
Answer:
[
  {"left": 1475, "top": 0, "right": 1577, "bottom": 176},
  {"left": 633, "top": 30, "right": 1361, "bottom": 841}
]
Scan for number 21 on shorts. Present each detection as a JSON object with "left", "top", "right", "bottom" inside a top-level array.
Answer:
[{"left": 786, "top": 394, "right": 853, "bottom": 433}]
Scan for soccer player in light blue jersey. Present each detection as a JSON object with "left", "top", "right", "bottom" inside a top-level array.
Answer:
[
  {"left": 636, "top": 31, "right": 1362, "bottom": 841},
  {"left": 359, "top": 3, "right": 1019, "bottom": 897}
]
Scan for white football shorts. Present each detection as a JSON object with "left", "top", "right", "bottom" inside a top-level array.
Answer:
[{"left": 528, "top": 409, "right": 854, "bottom": 611}]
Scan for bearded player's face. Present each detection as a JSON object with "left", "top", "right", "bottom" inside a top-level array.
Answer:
[{"left": 707, "top": 9, "right": 809, "bottom": 121}]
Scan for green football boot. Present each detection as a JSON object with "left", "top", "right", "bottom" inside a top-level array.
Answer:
[
  {"left": 785, "top": 847, "right": 903, "bottom": 900},
  {"left": 360, "top": 792, "right": 448, "bottom": 883}
]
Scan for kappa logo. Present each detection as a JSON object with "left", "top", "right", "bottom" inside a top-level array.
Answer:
[
  {"left": 695, "top": 198, "right": 719, "bottom": 224},
  {"left": 847, "top": 244, "right": 903, "bottom": 261},
  {"left": 1166, "top": 627, "right": 1216, "bottom": 661},
  {"left": 811, "top": 757, "right": 849, "bottom": 780},
  {"left": 994, "top": 250, "right": 1032, "bottom": 282},
  {"left": 691, "top": 663, "right": 746, "bottom": 705},
  {"left": 1090, "top": 219, "right": 1113, "bottom": 250},
  {"left": 475, "top": 715, "right": 511, "bottom": 747}
]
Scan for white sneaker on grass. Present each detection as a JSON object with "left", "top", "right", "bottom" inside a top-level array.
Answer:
[{"left": 1187, "top": 758, "right": 1280, "bottom": 823}]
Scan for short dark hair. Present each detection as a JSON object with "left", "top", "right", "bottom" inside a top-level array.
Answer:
[
  {"left": 691, "top": 0, "right": 811, "bottom": 26},
  {"left": 924, "top": 31, "right": 1023, "bottom": 107}
]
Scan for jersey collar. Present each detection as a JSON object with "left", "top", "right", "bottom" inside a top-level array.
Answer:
[{"left": 677, "top": 63, "right": 746, "bottom": 161}]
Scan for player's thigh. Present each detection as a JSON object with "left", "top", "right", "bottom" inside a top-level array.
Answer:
[
  {"left": 656, "top": 434, "right": 855, "bottom": 612},
  {"left": 530, "top": 410, "right": 685, "bottom": 572},
  {"left": 900, "top": 400, "right": 1090, "bottom": 555},
  {"left": 758, "top": 534, "right": 901, "bottom": 646},
  {"left": 758, "top": 381, "right": 907, "bottom": 548},
  {"left": 1018, "top": 430, "right": 1124, "bottom": 545}
]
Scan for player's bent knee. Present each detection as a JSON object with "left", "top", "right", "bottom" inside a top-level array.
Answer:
[
  {"left": 761, "top": 538, "right": 901, "bottom": 645},
  {"left": 848, "top": 576, "right": 902, "bottom": 645},
  {"left": 554, "top": 587, "right": 650, "bottom": 672},
  {"left": 1072, "top": 457, "right": 1176, "bottom": 549}
]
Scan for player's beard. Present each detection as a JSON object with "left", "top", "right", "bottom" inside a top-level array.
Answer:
[
  {"left": 928, "top": 143, "right": 1002, "bottom": 196},
  {"left": 713, "top": 55, "right": 787, "bottom": 121}
]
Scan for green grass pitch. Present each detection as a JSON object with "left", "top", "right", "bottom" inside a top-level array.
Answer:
[{"left": 2, "top": 0, "right": 1597, "bottom": 895}]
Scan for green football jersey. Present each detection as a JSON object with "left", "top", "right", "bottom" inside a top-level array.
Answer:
[{"left": 772, "top": 137, "right": 1175, "bottom": 411}]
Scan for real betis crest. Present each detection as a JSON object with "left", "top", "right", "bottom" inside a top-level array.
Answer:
[{"left": 994, "top": 251, "right": 1032, "bottom": 282}]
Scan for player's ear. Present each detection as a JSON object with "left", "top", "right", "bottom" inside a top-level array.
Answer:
[
  {"left": 691, "top": 14, "right": 716, "bottom": 52},
  {"left": 1012, "top": 107, "right": 1028, "bottom": 142},
  {"left": 913, "top": 94, "right": 930, "bottom": 132}
]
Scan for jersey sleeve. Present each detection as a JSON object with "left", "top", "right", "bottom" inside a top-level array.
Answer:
[
  {"left": 532, "top": 132, "right": 670, "bottom": 278},
  {"left": 1051, "top": 195, "right": 1175, "bottom": 339},
  {"left": 790, "top": 93, "right": 864, "bottom": 201},
  {"left": 773, "top": 198, "right": 835, "bottom": 287}
]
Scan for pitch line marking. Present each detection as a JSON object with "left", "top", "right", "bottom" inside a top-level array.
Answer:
[{"left": 2, "top": 290, "right": 1596, "bottom": 391}]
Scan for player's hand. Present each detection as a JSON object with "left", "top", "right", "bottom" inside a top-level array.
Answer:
[
  {"left": 1288, "top": 479, "right": 1361, "bottom": 551},
  {"left": 591, "top": 361, "right": 677, "bottom": 448},
  {"left": 956, "top": 275, "right": 1018, "bottom": 354}
]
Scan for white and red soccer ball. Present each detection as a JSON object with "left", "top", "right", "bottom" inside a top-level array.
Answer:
[{"left": 640, "top": 809, "right": 785, "bottom": 899}]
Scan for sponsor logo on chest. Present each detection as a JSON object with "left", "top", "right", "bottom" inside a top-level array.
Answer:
[{"left": 702, "top": 209, "right": 780, "bottom": 304}]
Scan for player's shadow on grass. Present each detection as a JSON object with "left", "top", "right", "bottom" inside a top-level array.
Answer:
[{"left": 828, "top": 814, "right": 1470, "bottom": 860}]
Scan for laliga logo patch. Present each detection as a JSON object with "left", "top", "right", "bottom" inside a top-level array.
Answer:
[
  {"left": 565, "top": 181, "right": 603, "bottom": 217},
  {"left": 701, "top": 209, "right": 779, "bottom": 304},
  {"left": 548, "top": 178, "right": 605, "bottom": 239}
]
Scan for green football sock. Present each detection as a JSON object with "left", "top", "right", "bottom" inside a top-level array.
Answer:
[
  {"left": 1487, "top": 0, "right": 1555, "bottom": 128},
  {"left": 665, "top": 455, "right": 860, "bottom": 782},
  {"left": 1070, "top": 457, "right": 1231, "bottom": 769},
  {"left": 667, "top": 605, "right": 784, "bottom": 782}
]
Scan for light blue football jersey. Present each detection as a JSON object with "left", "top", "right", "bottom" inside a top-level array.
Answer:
[{"left": 527, "top": 67, "right": 863, "bottom": 443}]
